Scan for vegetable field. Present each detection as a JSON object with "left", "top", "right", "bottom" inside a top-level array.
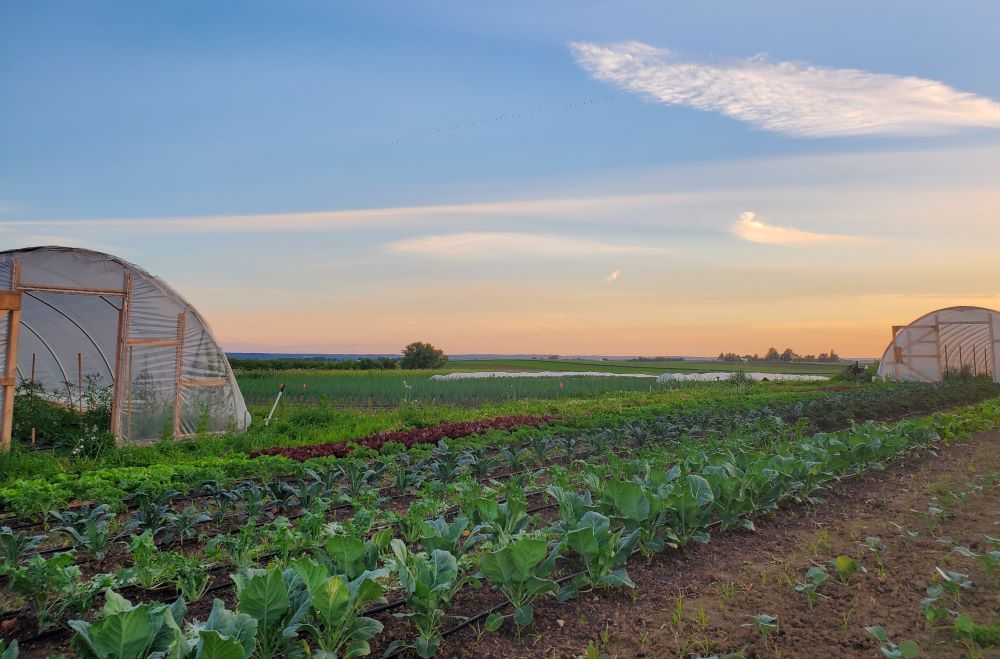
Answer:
[{"left": 1, "top": 377, "right": 999, "bottom": 657}]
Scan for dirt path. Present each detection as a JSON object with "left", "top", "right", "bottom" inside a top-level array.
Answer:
[{"left": 445, "top": 429, "right": 1000, "bottom": 658}]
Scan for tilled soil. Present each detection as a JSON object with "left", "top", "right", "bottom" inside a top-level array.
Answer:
[{"left": 443, "top": 430, "right": 1000, "bottom": 658}]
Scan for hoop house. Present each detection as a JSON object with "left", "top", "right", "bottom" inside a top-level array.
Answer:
[
  {"left": 877, "top": 306, "right": 1000, "bottom": 384},
  {"left": 0, "top": 246, "right": 250, "bottom": 449}
]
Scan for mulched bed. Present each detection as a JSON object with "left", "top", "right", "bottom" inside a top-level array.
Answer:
[{"left": 250, "top": 415, "right": 558, "bottom": 460}]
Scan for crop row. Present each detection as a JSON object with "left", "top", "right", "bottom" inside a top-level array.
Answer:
[
  {"left": 250, "top": 415, "right": 557, "bottom": 460},
  {"left": 3, "top": 393, "right": 1000, "bottom": 657},
  {"left": 0, "top": 379, "right": 994, "bottom": 527}
]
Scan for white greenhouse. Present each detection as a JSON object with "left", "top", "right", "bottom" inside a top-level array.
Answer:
[
  {"left": 0, "top": 246, "right": 250, "bottom": 449},
  {"left": 877, "top": 306, "right": 1000, "bottom": 384}
]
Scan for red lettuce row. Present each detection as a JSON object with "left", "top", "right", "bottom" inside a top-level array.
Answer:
[{"left": 251, "top": 415, "right": 557, "bottom": 461}]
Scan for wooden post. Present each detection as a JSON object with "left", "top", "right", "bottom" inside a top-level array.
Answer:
[
  {"left": 943, "top": 345, "right": 949, "bottom": 372},
  {"left": 959, "top": 345, "right": 964, "bottom": 371},
  {"left": 2, "top": 306, "right": 21, "bottom": 453},
  {"left": 110, "top": 274, "right": 131, "bottom": 444},
  {"left": 1, "top": 263, "right": 20, "bottom": 452},
  {"left": 173, "top": 312, "right": 186, "bottom": 438}
]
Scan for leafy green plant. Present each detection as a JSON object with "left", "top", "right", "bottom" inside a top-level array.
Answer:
[
  {"left": 202, "top": 480, "right": 241, "bottom": 524},
  {"left": 126, "top": 530, "right": 184, "bottom": 590},
  {"left": 547, "top": 485, "right": 595, "bottom": 534},
  {"left": 173, "top": 555, "right": 212, "bottom": 603},
  {"left": 500, "top": 445, "right": 529, "bottom": 473},
  {"left": 53, "top": 505, "right": 116, "bottom": 561},
  {"left": 420, "top": 515, "right": 481, "bottom": 558},
  {"left": 920, "top": 584, "right": 950, "bottom": 625},
  {"left": 163, "top": 505, "right": 212, "bottom": 544},
  {"left": 391, "top": 453, "right": 422, "bottom": 493},
  {"left": 232, "top": 566, "right": 310, "bottom": 659},
  {"left": 127, "top": 492, "right": 179, "bottom": 538},
  {"left": 191, "top": 598, "right": 260, "bottom": 659},
  {"left": 793, "top": 565, "right": 829, "bottom": 609},
  {"left": 70, "top": 590, "right": 186, "bottom": 659},
  {"left": 935, "top": 567, "right": 972, "bottom": 605},
  {"left": 463, "top": 445, "right": 498, "bottom": 478},
  {"left": 0, "top": 480, "right": 71, "bottom": 524},
  {"left": 471, "top": 496, "right": 531, "bottom": 546},
  {"left": 663, "top": 474, "right": 715, "bottom": 546},
  {"left": 206, "top": 521, "right": 266, "bottom": 567},
  {"left": 387, "top": 539, "right": 471, "bottom": 658},
  {"left": 0, "top": 639, "right": 17, "bottom": 659},
  {"left": 742, "top": 613, "right": 778, "bottom": 644},
  {"left": 477, "top": 535, "right": 560, "bottom": 631},
  {"left": 559, "top": 511, "right": 640, "bottom": 600},
  {"left": 290, "top": 557, "right": 385, "bottom": 658},
  {"left": 0, "top": 526, "right": 45, "bottom": 575},
  {"left": 319, "top": 530, "right": 391, "bottom": 581},
  {"left": 10, "top": 551, "right": 94, "bottom": 631},
  {"left": 865, "top": 625, "right": 920, "bottom": 658},
  {"left": 955, "top": 614, "right": 1000, "bottom": 649}
]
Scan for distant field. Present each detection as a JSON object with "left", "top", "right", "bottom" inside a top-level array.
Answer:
[
  {"left": 235, "top": 358, "right": 846, "bottom": 408},
  {"left": 444, "top": 357, "right": 849, "bottom": 376},
  {"left": 238, "top": 369, "right": 680, "bottom": 407}
]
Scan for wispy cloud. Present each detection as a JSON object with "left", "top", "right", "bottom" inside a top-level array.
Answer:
[
  {"left": 731, "top": 212, "right": 869, "bottom": 246},
  {"left": 570, "top": 41, "right": 1000, "bottom": 137},
  {"left": 0, "top": 194, "right": 701, "bottom": 235},
  {"left": 605, "top": 270, "right": 622, "bottom": 283},
  {"left": 383, "top": 233, "right": 671, "bottom": 259}
]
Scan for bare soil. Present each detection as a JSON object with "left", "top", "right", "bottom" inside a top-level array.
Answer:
[{"left": 443, "top": 430, "right": 1000, "bottom": 658}]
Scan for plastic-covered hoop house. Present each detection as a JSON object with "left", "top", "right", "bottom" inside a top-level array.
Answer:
[
  {"left": 877, "top": 306, "right": 1000, "bottom": 384},
  {"left": 0, "top": 246, "right": 250, "bottom": 449}
]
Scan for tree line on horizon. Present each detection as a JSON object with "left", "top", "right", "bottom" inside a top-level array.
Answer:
[
  {"left": 231, "top": 341, "right": 450, "bottom": 371},
  {"left": 718, "top": 347, "right": 840, "bottom": 363}
]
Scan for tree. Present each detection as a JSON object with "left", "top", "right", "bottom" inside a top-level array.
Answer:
[
  {"left": 400, "top": 341, "right": 448, "bottom": 369},
  {"left": 764, "top": 347, "right": 780, "bottom": 361},
  {"left": 780, "top": 348, "right": 796, "bottom": 362}
]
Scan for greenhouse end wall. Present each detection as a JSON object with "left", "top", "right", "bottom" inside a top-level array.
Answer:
[{"left": 0, "top": 246, "right": 250, "bottom": 448}]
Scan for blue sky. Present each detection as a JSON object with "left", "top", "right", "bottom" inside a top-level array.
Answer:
[{"left": 2, "top": 1, "right": 999, "bottom": 355}]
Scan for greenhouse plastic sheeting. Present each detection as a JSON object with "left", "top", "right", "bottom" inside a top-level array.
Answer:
[
  {"left": 0, "top": 246, "right": 250, "bottom": 445},
  {"left": 877, "top": 306, "right": 1000, "bottom": 384}
]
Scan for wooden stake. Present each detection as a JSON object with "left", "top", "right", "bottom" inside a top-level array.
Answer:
[{"left": 173, "top": 312, "right": 186, "bottom": 438}]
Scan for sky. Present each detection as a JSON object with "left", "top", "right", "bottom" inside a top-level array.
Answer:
[{"left": 1, "top": 1, "right": 999, "bottom": 357}]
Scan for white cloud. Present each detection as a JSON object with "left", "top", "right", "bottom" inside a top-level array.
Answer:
[
  {"left": 383, "top": 233, "right": 671, "bottom": 258},
  {"left": 605, "top": 270, "right": 622, "bottom": 283},
  {"left": 570, "top": 41, "right": 1000, "bottom": 137},
  {"left": 731, "top": 212, "right": 869, "bottom": 246}
]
